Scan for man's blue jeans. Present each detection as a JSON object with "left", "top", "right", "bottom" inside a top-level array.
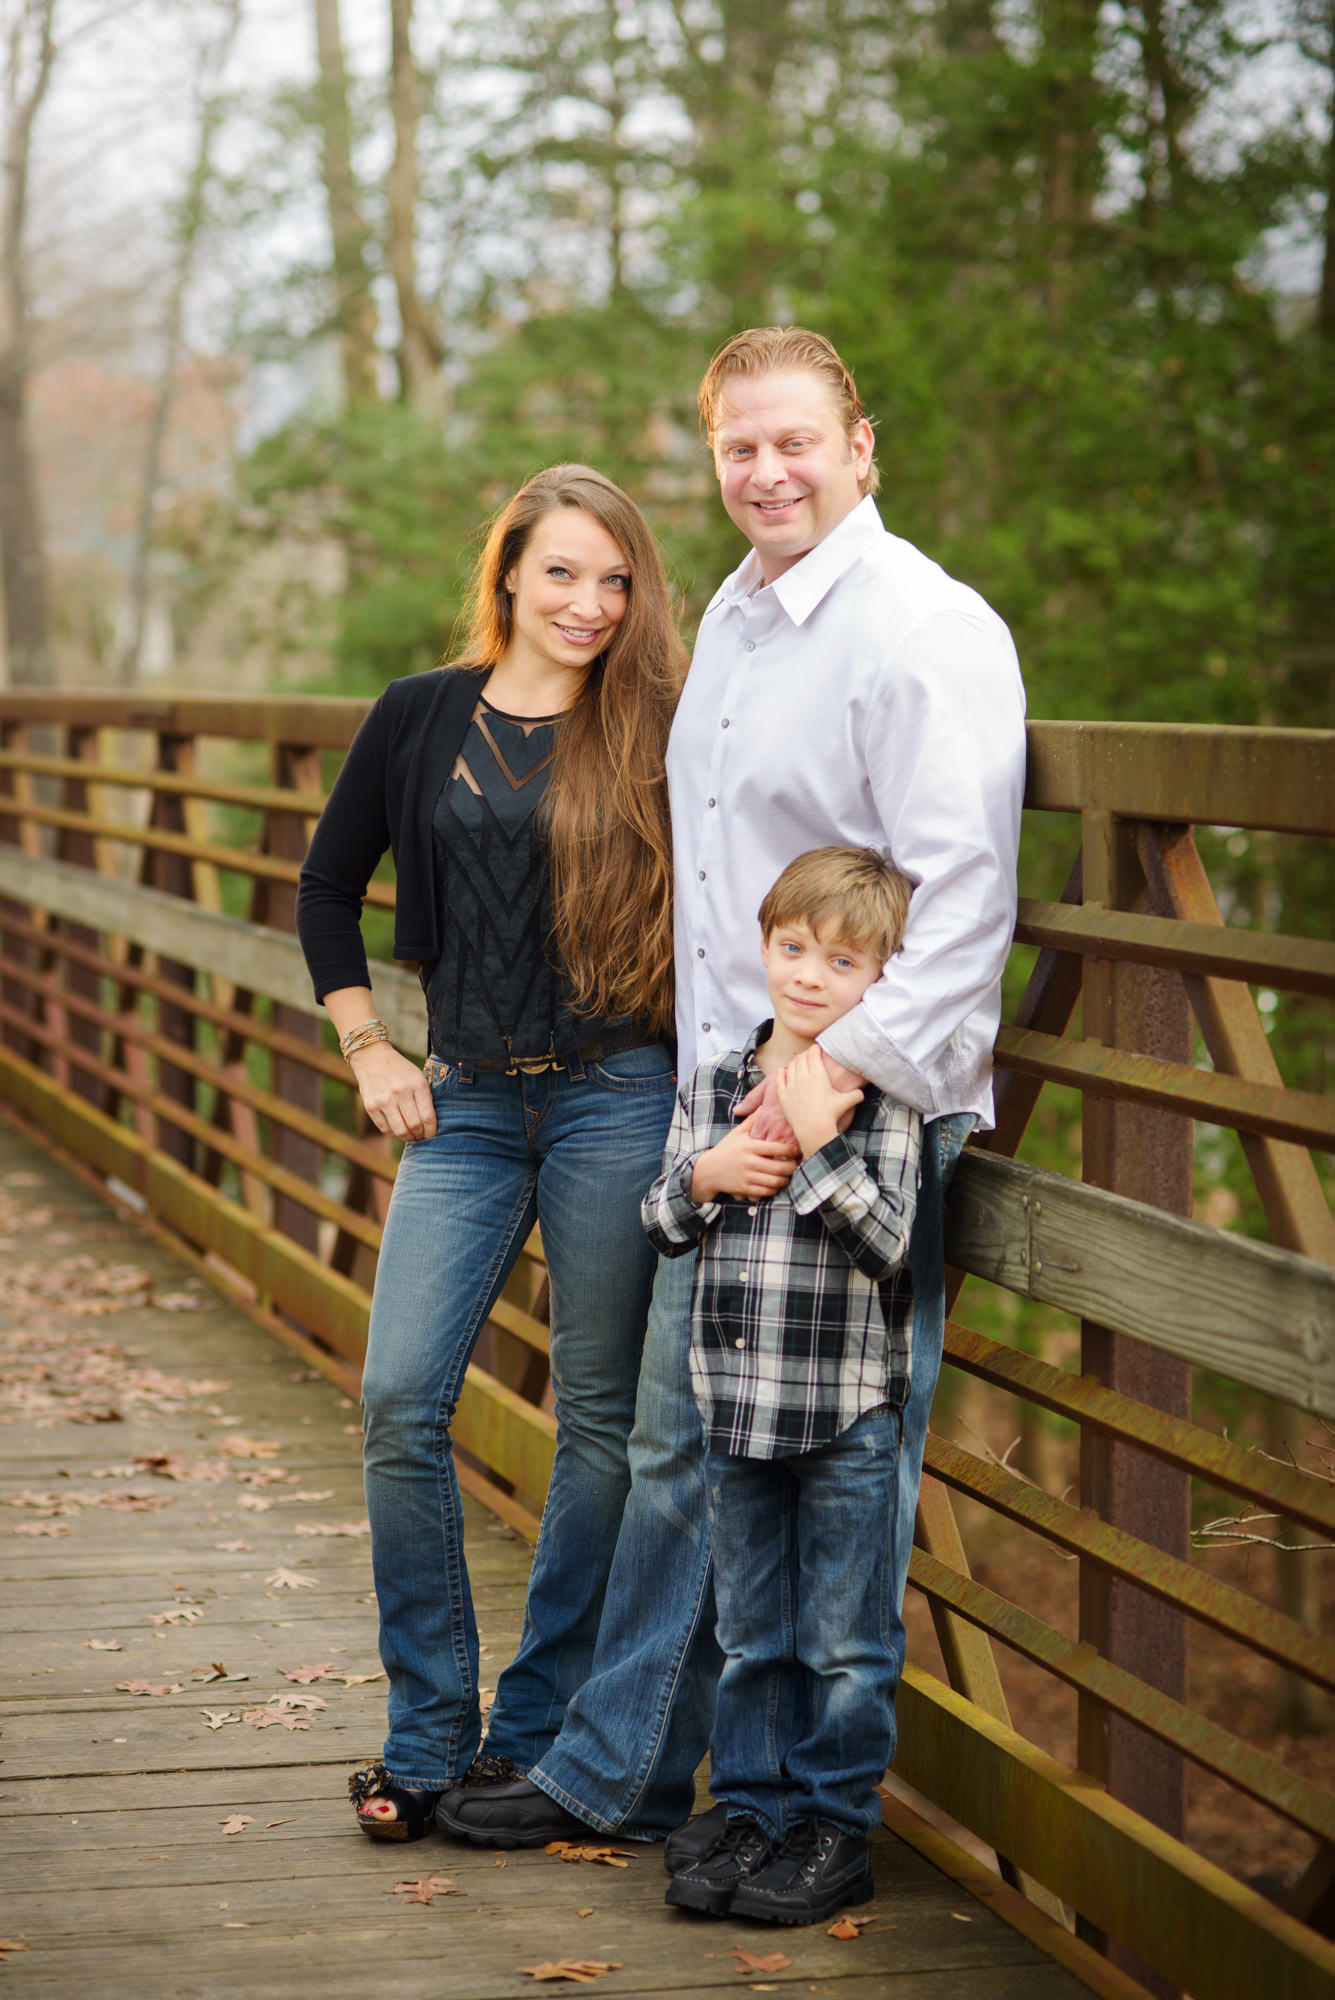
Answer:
[
  {"left": 705, "top": 1405, "right": 905, "bottom": 1839},
  {"left": 531, "top": 1110, "right": 974, "bottom": 1836},
  {"left": 359, "top": 1044, "right": 676, "bottom": 1790}
]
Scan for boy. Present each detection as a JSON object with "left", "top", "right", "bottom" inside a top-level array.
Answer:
[{"left": 641, "top": 845, "right": 922, "bottom": 1927}]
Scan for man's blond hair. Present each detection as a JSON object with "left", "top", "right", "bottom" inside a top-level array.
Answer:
[
  {"left": 758, "top": 846, "right": 910, "bottom": 964},
  {"left": 697, "top": 327, "right": 880, "bottom": 497}
]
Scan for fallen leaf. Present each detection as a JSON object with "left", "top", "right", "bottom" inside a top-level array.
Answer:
[
  {"left": 519, "top": 1963, "right": 621, "bottom": 1985},
  {"left": 98, "top": 1491, "right": 173, "bottom": 1511},
  {"left": 388, "top": 1874, "right": 460, "bottom": 1905},
  {"left": 543, "top": 1841, "right": 635, "bottom": 1867},
  {"left": 334, "top": 1671, "right": 386, "bottom": 1689},
  {"left": 133, "top": 1452, "right": 187, "bottom": 1479},
  {"left": 278, "top": 1663, "right": 334, "bottom": 1684},
  {"left": 82, "top": 1638, "right": 122, "bottom": 1651},
  {"left": 219, "top": 1436, "right": 282, "bottom": 1458},
  {"left": 293, "top": 1519, "right": 370, "bottom": 1536},
  {"left": 289, "top": 1488, "right": 335, "bottom": 1501},
  {"left": 730, "top": 1951, "right": 792, "bottom": 1975},
  {"left": 201, "top": 1710, "right": 238, "bottom": 1731},
  {"left": 220, "top": 1814, "right": 254, "bottom": 1836},
  {"left": 950, "top": 1912, "right": 972, "bottom": 1923},
  {"left": 241, "top": 1705, "right": 311, "bottom": 1731},
  {"left": 214, "top": 1540, "right": 250, "bottom": 1552},
  {"left": 151, "top": 1604, "right": 204, "bottom": 1627},
  {"left": 237, "top": 1493, "right": 272, "bottom": 1512},
  {"left": 13, "top": 1521, "right": 70, "bottom": 1536},
  {"left": 0, "top": 1940, "right": 28, "bottom": 1961},
  {"left": 265, "top": 1819, "right": 297, "bottom": 1829},
  {"left": 575, "top": 1907, "right": 593, "bottom": 1917},
  {"left": 116, "top": 1679, "right": 183, "bottom": 1697},
  {"left": 828, "top": 1911, "right": 878, "bottom": 1938},
  {"left": 153, "top": 1289, "right": 215, "bottom": 1311},
  {"left": 269, "top": 1691, "right": 327, "bottom": 1711},
  {"left": 265, "top": 1567, "right": 317, "bottom": 1590},
  {"left": 193, "top": 1664, "right": 249, "bottom": 1685},
  {"left": 495, "top": 1855, "right": 507, "bottom": 1868}
]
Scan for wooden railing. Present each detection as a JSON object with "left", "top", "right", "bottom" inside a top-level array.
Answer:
[{"left": 1, "top": 692, "right": 1331, "bottom": 2000}]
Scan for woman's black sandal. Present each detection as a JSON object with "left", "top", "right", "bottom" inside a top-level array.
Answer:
[{"left": 348, "top": 1762, "right": 444, "bottom": 1842}]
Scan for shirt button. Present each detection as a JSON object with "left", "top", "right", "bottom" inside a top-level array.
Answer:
[
  {"left": 738, "top": 1270, "right": 749, "bottom": 1283},
  {"left": 697, "top": 947, "right": 705, "bottom": 958},
  {"left": 702, "top": 1021, "right": 711, "bottom": 1033},
  {"left": 747, "top": 1205, "right": 758, "bottom": 1217},
  {"left": 707, "top": 797, "right": 716, "bottom": 808},
  {"left": 744, "top": 640, "right": 755, "bottom": 653},
  {"left": 734, "top": 1338, "right": 745, "bottom": 1350},
  {"left": 720, "top": 719, "right": 730, "bottom": 729},
  {"left": 697, "top": 870, "right": 706, "bottom": 880}
]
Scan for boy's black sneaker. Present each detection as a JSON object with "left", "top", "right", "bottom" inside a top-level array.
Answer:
[
  {"left": 664, "top": 1816, "right": 777, "bottom": 1916},
  {"left": 729, "top": 1818, "right": 874, "bottom": 1925}
]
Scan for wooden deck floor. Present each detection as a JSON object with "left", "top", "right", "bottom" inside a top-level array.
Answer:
[{"left": 0, "top": 1109, "right": 1100, "bottom": 2000}]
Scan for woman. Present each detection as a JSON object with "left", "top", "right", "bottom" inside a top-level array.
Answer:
[{"left": 296, "top": 465, "right": 685, "bottom": 1840}]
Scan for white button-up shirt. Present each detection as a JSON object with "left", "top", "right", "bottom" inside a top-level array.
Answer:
[{"left": 667, "top": 496, "right": 1026, "bottom": 1127}]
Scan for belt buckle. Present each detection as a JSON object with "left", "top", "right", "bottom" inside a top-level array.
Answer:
[{"left": 506, "top": 1043, "right": 566, "bottom": 1076}]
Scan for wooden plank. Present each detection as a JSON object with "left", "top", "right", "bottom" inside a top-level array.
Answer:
[
  {"left": 994, "top": 1022, "right": 1335, "bottom": 1150},
  {"left": 1023, "top": 721, "right": 1335, "bottom": 835},
  {"left": 1014, "top": 896, "right": 1335, "bottom": 997},
  {"left": 0, "top": 849, "right": 425, "bottom": 1052},
  {"left": 945, "top": 1151, "right": 1335, "bottom": 1415},
  {"left": 893, "top": 1667, "right": 1335, "bottom": 2000}
]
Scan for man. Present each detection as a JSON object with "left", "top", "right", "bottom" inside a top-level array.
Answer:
[{"left": 438, "top": 325, "right": 1026, "bottom": 1862}]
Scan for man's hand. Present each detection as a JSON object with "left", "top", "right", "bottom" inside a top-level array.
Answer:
[
  {"left": 349, "top": 1043, "right": 437, "bottom": 1142},
  {"left": 690, "top": 1115, "right": 798, "bottom": 1203},
  {"left": 735, "top": 1050, "right": 866, "bottom": 1146},
  {"left": 775, "top": 1046, "right": 864, "bottom": 1160}
]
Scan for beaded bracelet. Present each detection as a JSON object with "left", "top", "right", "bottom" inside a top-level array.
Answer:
[{"left": 339, "top": 1018, "right": 390, "bottom": 1062}]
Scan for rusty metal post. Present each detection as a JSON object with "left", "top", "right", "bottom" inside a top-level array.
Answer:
[{"left": 1079, "top": 810, "right": 1193, "bottom": 1996}]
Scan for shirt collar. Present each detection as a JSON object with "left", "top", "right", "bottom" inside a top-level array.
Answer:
[
  {"left": 718, "top": 496, "right": 886, "bottom": 628},
  {"left": 739, "top": 1020, "right": 774, "bottom": 1077}
]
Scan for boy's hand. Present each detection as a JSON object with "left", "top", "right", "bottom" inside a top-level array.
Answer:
[
  {"left": 736, "top": 1052, "right": 865, "bottom": 1146},
  {"left": 775, "top": 1046, "right": 864, "bottom": 1160},
  {"left": 690, "top": 1115, "right": 798, "bottom": 1203}
]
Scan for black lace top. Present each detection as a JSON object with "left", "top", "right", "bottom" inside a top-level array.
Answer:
[{"left": 424, "top": 697, "right": 612, "bottom": 1063}]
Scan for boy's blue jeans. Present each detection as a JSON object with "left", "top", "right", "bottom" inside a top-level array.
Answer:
[
  {"left": 531, "top": 1110, "right": 974, "bottom": 1836},
  {"left": 705, "top": 1405, "right": 905, "bottom": 1837},
  {"left": 359, "top": 1044, "right": 676, "bottom": 1790}
]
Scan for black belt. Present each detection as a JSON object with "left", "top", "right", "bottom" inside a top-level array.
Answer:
[{"left": 439, "top": 1020, "right": 649, "bottom": 1077}]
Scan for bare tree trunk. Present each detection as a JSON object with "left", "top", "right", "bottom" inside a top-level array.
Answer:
[
  {"left": 388, "top": 0, "right": 443, "bottom": 418},
  {"left": 1320, "top": 0, "right": 1335, "bottom": 343},
  {"left": 313, "top": 0, "right": 380, "bottom": 403},
  {"left": 0, "top": 0, "right": 57, "bottom": 688},
  {"left": 1037, "top": 0, "right": 1101, "bottom": 311},
  {"left": 119, "top": 0, "right": 243, "bottom": 687}
]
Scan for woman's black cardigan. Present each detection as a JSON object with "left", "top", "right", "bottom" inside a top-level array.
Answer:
[{"left": 295, "top": 666, "right": 492, "bottom": 1004}]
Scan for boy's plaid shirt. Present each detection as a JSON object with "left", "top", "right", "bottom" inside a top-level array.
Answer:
[{"left": 642, "top": 1024, "right": 922, "bottom": 1459}]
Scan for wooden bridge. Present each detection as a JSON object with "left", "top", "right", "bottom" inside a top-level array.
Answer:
[{"left": 0, "top": 691, "right": 1332, "bottom": 2000}]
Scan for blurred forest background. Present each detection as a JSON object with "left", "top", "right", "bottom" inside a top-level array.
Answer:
[{"left": 1, "top": 0, "right": 1331, "bottom": 1223}]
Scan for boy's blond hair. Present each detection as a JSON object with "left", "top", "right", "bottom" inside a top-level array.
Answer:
[{"left": 757, "top": 846, "right": 911, "bottom": 964}]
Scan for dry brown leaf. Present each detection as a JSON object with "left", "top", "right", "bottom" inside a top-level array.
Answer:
[
  {"left": 214, "top": 1539, "right": 250, "bottom": 1552},
  {"left": 265, "top": 1567, "right": 316, "bottom": 1590},
  {"left": 543, "top": 1841, "right": 634, "bottom": 1867},
  {"left": 278, "top": 1663, "right": 335, "bottom": 1684},
  {"left": 827, "top": 1911, "right": 878, "bottom": 1939},
  {"left": 334, "top": 1671, "right": 386, "bottom": 1688},
  {"left": 200, "top": 1710, "right": 238, "bottom": 1731},
  {"left": 388, "top": 1874, "right": 460, "bottom": 1905},
  {"left": 82, "top": 1638, "right": 122, "bottom": 1651},
  {"left": 575, "top": 1907, "right": 593, "bottom": 1917},
  {"left": 265, "top": 1819, "right": 297, "bottom": 1829},
  {"left": 116, "top": 1679, "right": 183, "bottom": 1697},
  {"left": 13, "top": 1521, "right": 70, "bottom": 1536},
  {"left": 133, "top": 1452, "right": 187, "bottom": 1479},
  {"left": 730, "top": 1951, "right": 793, "bottom": 1975},
  {"left": 0, "top": 1940, "right": 28, "bottom": 1960},
  {"left": 153, "top": 1289, "right": 215, "bottom": 1311},
  {"left": 241, "top": 1705, "right": 312, "bottom": 1731},
  {"left": 219, "top": 1436, "right": 282, "bottom": 1458},
  {"left": 98, "top": 1490, "right": 173, "bottom": 1511},
  {"left": 949, "top": 1912, "right": 972, "bottom": 1923},
  {"left": 219, "top": 1815, "right": 253, "bottom": 1836},
  {"left": 237, "top": 1493, "right": 272, "bottom": 1512},
  {"left": 519, "top": 1962, "right": 621, "bottom": 1984},
  {"left": 151, "top": 1604, "right": 204, "bottom": 1626}
]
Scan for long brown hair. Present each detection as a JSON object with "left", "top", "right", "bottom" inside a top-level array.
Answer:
[{"left": 454, "top": 465, "right": 685, "bottom": 1038}]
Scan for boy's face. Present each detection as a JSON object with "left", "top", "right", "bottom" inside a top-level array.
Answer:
[{"left": 760, "top": 919, "right": 884, "bottom": 1042}]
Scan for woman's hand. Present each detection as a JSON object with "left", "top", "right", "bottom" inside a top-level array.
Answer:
[{"left": 349, "top": 1043, "right": 437, "bottom": 1142}]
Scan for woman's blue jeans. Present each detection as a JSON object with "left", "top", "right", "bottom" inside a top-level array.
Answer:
[{"left": 359, "top": 1043, "right": 676, "bottom": 1790}]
